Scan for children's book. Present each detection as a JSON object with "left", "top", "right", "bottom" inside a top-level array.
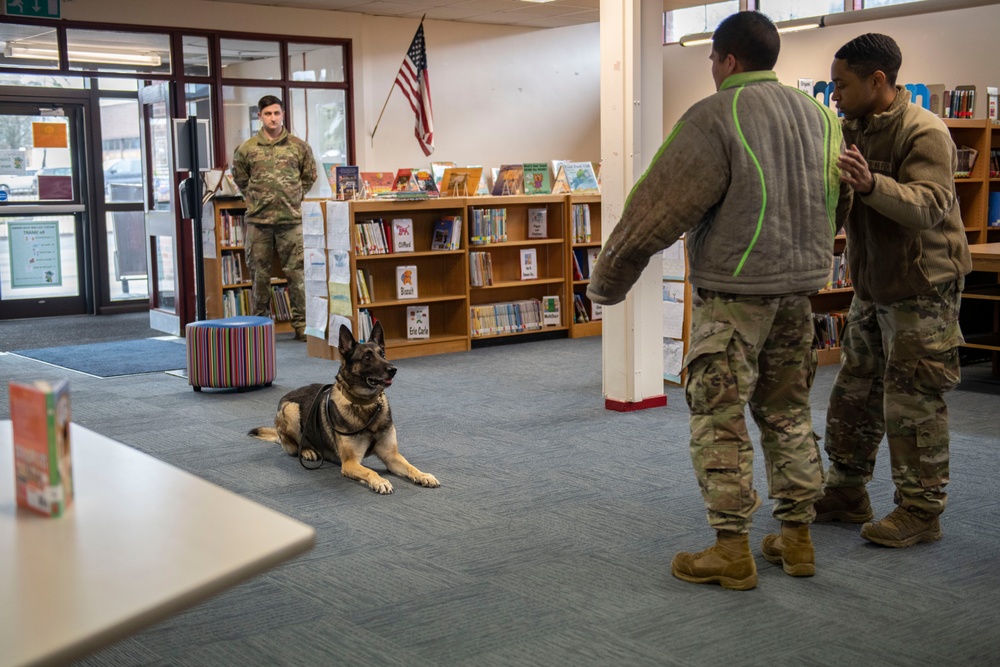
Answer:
[
  {"left": 412, "top": 169, "right": 439, "bottom": 196},
  {"left": 431, "top": 161, "right": 456, "bottom": 189},
  {"left": 360, "top": 171, "right": 395, "bottom": 197},
  {"left": 542, "top": 295, "right": 561, "bottom": 327},
  {"left": 439, "top": 167, "right": 483, "bottom": 198},
  {"left": 322, "top": 162, "right": 342, "bottom": 192},
  {"left": 528, "top": 208, "right": 547, "bottom": 239},
  {"left": 558, "top": 161, "right": 600, "bottom": 194},
  {"left": 392, "top": 168, "right": 418, "bottom": 191},
  {"left": 492, "top": 165, "right": 525, "bottom": 196},
  {"left": 551, "top": 165, "right": 570, "bottom": 194},
  {"left": 392, "top": 218, "right": 414, "bottom": 253},
  {"left": 469, "top": 166, "right": 491, "bottom": 196},
  {"left": 522, "top": 162, "right": 551, "bottom": 195},
  {"left": 520, "top": 248, "right": 538, "bottom": 280},
  {"left": 396, "top": 265, "right": 418, "bottom": 299},
  {"left": 406, "top": 304, "right": 430, "bottom": 339},
  {"left": 335, "top": 165, "right": 361, "bottom": 200},
  {"left": 430, "top": 215, "right": 462, "bottom": 250},
  {"left": 9, "top": 379, "right": 73, "bottom": 517}
]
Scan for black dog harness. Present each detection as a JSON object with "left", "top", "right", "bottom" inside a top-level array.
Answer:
[{"left": 298, "top": 383, "right": 383, "bottom": 470}]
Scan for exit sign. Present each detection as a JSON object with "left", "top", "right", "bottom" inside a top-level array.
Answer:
[{"left": 5, "top": 0, "right": 60, "bottom": 19}]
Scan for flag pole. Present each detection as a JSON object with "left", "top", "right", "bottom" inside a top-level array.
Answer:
[{"left": 371, "top": 14, "right": 425, "bottom": 146}]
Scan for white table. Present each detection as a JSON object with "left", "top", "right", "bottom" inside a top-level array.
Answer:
[{"left": 0, "top": 421, "right": 315, "bottom": 667}]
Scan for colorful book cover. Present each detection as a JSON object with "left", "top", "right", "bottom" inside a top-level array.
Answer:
[
  {"left": 9, "top": 379, "right": 73, "bottom": 517},
  {"left": 528, "top": 208, "right": 547, "bottom": 238},
  {"left": 322, "top": 162, "right": 342, "bottom": 192},
  {"left": 360, "top": 171, "right": 395, "bottom": 196},
  {"left": 392, "top": 168, "right": 417, "bottom": 191},
  {"left": 335, "top": 165, "right": 361, "bottom": 200},
  {"left": 392, "top": 218, "right": 414, "bottom": 253},
  {"left": 522, "top": 162, "right": 551, "bottom": 195},
  {"left": 396, "top": 264, "right": 418, "bottom": 299},
  {"left": 412, "top": 169, "right": 439, "bottom": 196},
  {"left": 431, "top": 218, "right": 453, "bottom": 250},
  {"left": 492, "top": 164, "right": 524, "bottom": 196},
  {"left": 431, "top": 161, "right": 456, "bottom": 189},
  {"left": 560, "top": 161, "right": 600, "bottom": 193},
  {"left": 406, "top": 304, "right": 430, "bottom": 339},
  {"left": 542, "top": 295, "right": 561, "bottom": 327},
  {"left": 439, "top": 167, "right": 483, "bottom": 197},
  {"left": 520, "top": 247, "right": 538, "bottom": 280}
]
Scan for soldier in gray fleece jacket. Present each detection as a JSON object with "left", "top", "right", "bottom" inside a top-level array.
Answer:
[{"left": 587, "top": 11, "right": 850, "bottom": 591}]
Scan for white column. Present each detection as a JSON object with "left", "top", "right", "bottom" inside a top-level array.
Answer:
[{"left": 599, "top": 0, "right": 666, "bottom": 411}]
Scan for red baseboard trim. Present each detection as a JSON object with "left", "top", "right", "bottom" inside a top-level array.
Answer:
[{"left": 604, "top": 394, "right": 667, "bottom": 412}]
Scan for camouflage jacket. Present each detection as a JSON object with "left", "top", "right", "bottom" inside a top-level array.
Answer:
[{"left": 233, "top": 128, "right": 318, "bottom": 225}]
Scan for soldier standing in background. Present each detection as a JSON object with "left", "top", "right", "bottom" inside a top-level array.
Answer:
[
  {"left": 816, "top": 34, "right": 971, "bottom": 546},
  {"left": 233, "top": 94, "right": 317, "bottom": 340}
]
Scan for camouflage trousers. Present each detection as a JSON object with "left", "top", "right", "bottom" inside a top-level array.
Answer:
[
  {"left": 244, "top": 222, "right": 306, "bottom": 331},
  {"left": 684, "top": 289, "right": 823, "bottom": 534},
  {"left": 824, "top": 279, "right": 964, "bottom": 518}
]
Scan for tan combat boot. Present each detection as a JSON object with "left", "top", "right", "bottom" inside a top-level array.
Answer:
[
  {"left": 761, "top": 521, "right": 815, "bottom": 577},
  {"left": 671, "top": 531, "right": 757, "bottom": 591},
  {"left": 813, "top": 486, "right": 873, "bottom": 523},
  {"left": 861, "top": 506, "right": 942, "bottom": 547}
]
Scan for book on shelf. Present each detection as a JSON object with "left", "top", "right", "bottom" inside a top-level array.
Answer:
[
  {"left": 406, "top": 304, "right": 430, "bottom": 339},
  {"left": 360, "top": 171, "right": 395, "bottom": 196},
  {"left": 573, "top": 293, "right": 590, "bottom": 323},
  {"left": 412, "top": 169, "right": 439, "bottom": 196},
  {"left": 472, "top": 166, "right": 491, "bottom": 196},
  {"left": 392, "top": 218, "right": 415, "bottom": 253},
  {"left": 392, "top": 168, "right": 418, "bottom": 191},
  {"left": 557, "top": 161, "right": 600, "bottom": 194},
  {"left": 431, "top": 161, "right": 456, "bottom": 189},
  {"left": 586, "top": 247, "right": 600, "bottom": 275},
  {"left": 520, "top": 248, "right": 538, "bottom": 280},
  {"left": 469, "top": 299, "right": 544, "bottom": 337},
  {"left": 470, "top": 208, "right": 507, "bottom": 245},
  {"left": 551, "top": 165, "right": 570, "bottom": 194},
  {"left": 522, "top": 162, "right": 551, "bottom": 195},
  {"left": 356, "top": 268, "right": 373, "bottom": 304},
  {"left": 527, "top": 208, "right": 547, "bottom": 239},
  {"left": 322, "top": 162, "right": 343, "bottom": 192},
  {"left": 469, "top": 251, "right": 494, "bottom": 287},
  {"left": 571, "top": 249, "right": 585, "bottom": 280},
  {"left": 431, "top": 215, "right": 462, "bottom": 251},
  {"left": 439, "top": 167, "right": 483, "bottom": 197},
  {"left": 8, "top": 379, "right": 73, "bottom": 517},
  {"left": 396, "top": 265, "right": 418, "bottom": 299},
  {"left": 357, "top": 308, "right": 373, "bottom": 343},
  {"left": 335, "top": 165, "right": 361, "bottom": 200},
  {"left": 571, "top": 203, "right": 592, "bottom": 242},
  {"left": 542, "top": 295, "right": 561, "bottom": 327},
  {"left": 492, "top": 164, "right": 524, "bottom": 196}
]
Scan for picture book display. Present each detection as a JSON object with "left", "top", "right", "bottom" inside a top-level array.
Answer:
[
  {"left": 406, "top": 304, "right": 430, "bottom": 339},
  {"left": 528, "top": 208, "right": 547, "bottom": 239},
  {"left": 557, "top": 161, "right": 600, "bottom": 194},
  {"left": 360, "top": 171, "right": 395, "bottom": 196},
  {"left": 392, "top": 168, "right": 418, "bottom": 192},
  {"left": 542, "top": 295, "right": 561, "bottom": 326},
  {"left": 391, "top": 218, "right": 415, "bottom": 253},
  {"left": 8, "top": 379, "right": 73, "bottom": 517},
  {"left": 431, "top": 161, "right": 456, "bottom": 189},
  {"left": 396, "top": 265, "right": 418, "bottom": 299},
  {"left": 412, "top": 169, "right": 439, "bottom": 196},
  {"left": 439, "top": 167, "right": 483, "bottom": 198},
  {"left": 492, "top": 165, "right": 525, "bottom": 196},
  {"left": 335, "top": 165, "right": 361, "bottom": 200},
  {"left": 520, "top": 248, "right": 538, "bottom": 280},
  {"left": 522, "top": 162, "right": 551, "bottom": 195},
  {"left": 430, "top": 215, "right": 462, "bottom": 251}
]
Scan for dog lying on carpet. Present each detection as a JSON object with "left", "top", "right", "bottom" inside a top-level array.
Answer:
[{"left": 248, "top": 322, "right": 439, "bottom": 494}]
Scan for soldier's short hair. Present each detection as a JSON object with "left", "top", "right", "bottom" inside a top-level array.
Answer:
[
  {"left": 712, "top": 11, "right": 779, "bottom": 73},
  {"left": 257, "top": 95, "right": 284, "bottom": 113},
  {"left": 835, "top": 33, "right": 902, "bottom": 86}
]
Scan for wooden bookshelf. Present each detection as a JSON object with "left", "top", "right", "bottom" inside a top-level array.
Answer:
[
  {"left": 204, "top": 199, "right": 293, "bottom": 334},
  {"left": 567, "top": 193, "right": 603, "bottom": 337}
]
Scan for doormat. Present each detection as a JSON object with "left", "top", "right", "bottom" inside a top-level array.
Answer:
[{"left": 10, "top": 338, "right": 187, "bottom": 378}]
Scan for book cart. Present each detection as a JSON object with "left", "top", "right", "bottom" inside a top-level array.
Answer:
[
  {"left": 466, "top": 195, "right": 568, "bottom": 342},
  {"left": 347, "top": 198, "right": 471, "bottom": 360},
  {"left": 205, "top": 199, "right": 293, "bottom": 334}
]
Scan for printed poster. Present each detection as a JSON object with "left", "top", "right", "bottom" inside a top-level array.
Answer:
[
  {"left": 8, "top": 221, "right": 62, "bottom": 288},
  {"left": 32, "top": 121, "right": 68, "bottom": 149}
]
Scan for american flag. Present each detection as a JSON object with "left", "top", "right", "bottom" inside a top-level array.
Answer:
[{"left": 394, "top": 23, "right": 434, "bottom": 156}]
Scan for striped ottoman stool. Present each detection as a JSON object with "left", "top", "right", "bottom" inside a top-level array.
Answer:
[{"left": 185, "top": 316, "right": 276, "bottom": 392}]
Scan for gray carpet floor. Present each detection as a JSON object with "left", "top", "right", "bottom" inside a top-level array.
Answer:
[{"left": 2, "top": 314, "right": 999, "bottom": 666}]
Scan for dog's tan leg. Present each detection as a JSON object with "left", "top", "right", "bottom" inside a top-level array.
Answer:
[
  {"left": 375, "top": 427, "right": 440, "bottom": 488},
  {"left": 339, "top": 449, "right": 394, "bottom": 494}
]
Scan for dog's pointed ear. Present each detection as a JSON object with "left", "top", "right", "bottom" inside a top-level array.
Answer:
[
  {"left": 371, "top": 320, "right": 386, "bottom": 351},
  {"left": 338, "top": 324, "right": 357, "bottom": 357}
]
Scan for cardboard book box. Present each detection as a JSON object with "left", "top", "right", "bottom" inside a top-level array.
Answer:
[{"left": 8, "top": 380, "right": 74, "bottom": 517}]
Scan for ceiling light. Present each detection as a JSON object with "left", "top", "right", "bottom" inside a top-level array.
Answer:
[
  {"left": 678, "top": 32, "right": 713, "bottom": 47},
  {"left": 5, "top": 44, "right": 162, "bottom": 67}
]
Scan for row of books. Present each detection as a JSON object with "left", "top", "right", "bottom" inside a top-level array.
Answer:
[
  {"left": 814, "top": 311, "right": 847, "bottom": 350},
  {"left": 354, "top": 218, "right": 412, "bottom": 255},
  {"left": 323, "top": 160, "right": 601, "bottom": 201},
  {"left": 573, "top": 293, "right": 603, "bottom": 323},
  {"left": 469, "top": 251, "right": 495, "bottom": 287},
  {"left": 470, "top": 299, "right": 547, "bottom": 338},
  {"left": 941, "top": 88, "right": 976, "bottom": 119},
  {"left": 470, "top": 208, "right": 508, "bottom": 245},
  {"left": 220, "top": 254, "right": 245, "bottom": 286},
  {"left": 356, "top": 268, "right": 374, "bottom": 304},
  {"left": 219, "top": 210, "right": 245, "bottom": 247},
  {"left": 221, "top": 285, "right": 291, "bottom": 321},
  {"left": 989, "top": 149, "right": 1000, "bottom": 179},
  {"left": 431, "top": 216, "right": 462, "bottom": 250},
  {"left": 571, "top": 247, "right": 600, "bottom": 281},
  {"left": 826, "top": 253, "right": 851, "bottom": 290},
  {"left": 357, "top": 305, "right": 431, "bottom": 341},
  {"left": 357, "top": 308, "right": 376, "bottom": 343},
  {"left": 571, "top": 203, "right": 593, "bottom": 243}
]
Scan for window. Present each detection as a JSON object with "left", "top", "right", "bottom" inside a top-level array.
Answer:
[
  {"left": 288, "top": 43, "right": 346, "bottom": 83},
  {"left": 220, "top": 38, "right": 280, "bottom": 80},
  {"left": 65, "top": 29, "right": 170, "bottom": 75},
  {"left": 757, "top": 0, "right": 843, "bottom": 22},
  {"left": 665, "top": 1, "right": 739, "bottom": 44},
  {"left": 862, "top": 0, "right": 923, "bottom": 7}
]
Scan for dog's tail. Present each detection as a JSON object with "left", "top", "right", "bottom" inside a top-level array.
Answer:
[{"left": 247, "top": 427, "right": 280, "bottom": 443}]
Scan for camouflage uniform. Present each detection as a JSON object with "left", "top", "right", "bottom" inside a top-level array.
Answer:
[
  {"left": 825, "top": 279, "right": 963, "bottom": 517},
  {"left": 233, "top": 128, "right": 317, "bottom": 331},
  {"left": 686, "top": 289, "right": 823, "bottom": 534}
]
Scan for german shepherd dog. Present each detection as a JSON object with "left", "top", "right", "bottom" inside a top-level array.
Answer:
[{"left": 248, "top": 322, "right": 439, "bottom": 494}]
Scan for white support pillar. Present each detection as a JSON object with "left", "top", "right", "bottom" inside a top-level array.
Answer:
[{"left": 599, "top": 0, "right": 667, "bottom": 411}]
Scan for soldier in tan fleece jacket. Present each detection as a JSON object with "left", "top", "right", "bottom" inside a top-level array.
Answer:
[
  {"left": 588, "top": 11, "right": 850, "bottom": 590},
  {"left": 814, "top": 33, "right": 971, "bottom": 548}
]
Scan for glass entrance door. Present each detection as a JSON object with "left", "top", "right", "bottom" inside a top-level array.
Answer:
[{"left": 0, "top": 101, "right": 89, "bottom": 319}]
